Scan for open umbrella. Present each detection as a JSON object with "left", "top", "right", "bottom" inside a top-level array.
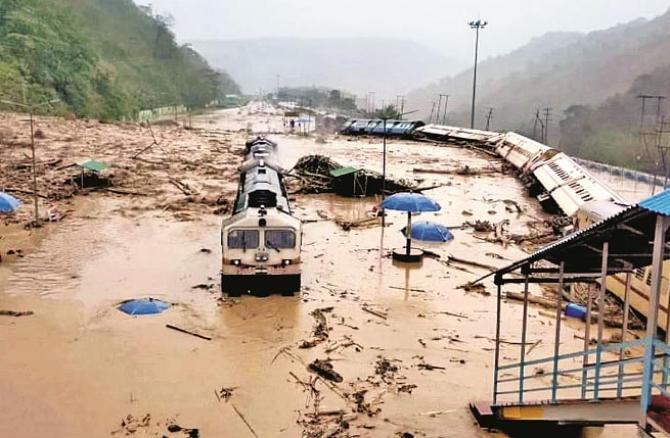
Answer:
[
  {"left": 406, "top": 221, "right": 454, "bottom": 242},
  {"left": 118, "top": 298, "right": 170, "bottom": 316},
  {"left": 380, "top": 193, "right": 441, "bottom": 259},
  {"left": 0, "top": 192, "right": 21, "bottom": 214}
]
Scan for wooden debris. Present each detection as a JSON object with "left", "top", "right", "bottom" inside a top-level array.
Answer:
[
  {"left": 0, "top": 310, "right": 34, "bottom": 317},
  {"left": 308, "top": 358, "right": 344, "bottom": 383},
  {"left": 361, "top": 305, "right": 388, "bottom": 320},
  {"left": 230, "top": 404, "right": 259, "bottom": 438},
  {"left": 165, "top": 324, "right": 212, "bottom": 341}
]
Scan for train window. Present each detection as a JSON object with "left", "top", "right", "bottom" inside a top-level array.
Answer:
[
  {"left": 265, "top": 230, "right": 296, "bottom": 249},
  {"left": 228, "top": 230, "right": 259, "bottom": 249},
  {"left": 635, "top": 268, "right": 646, "bottom": 281}
]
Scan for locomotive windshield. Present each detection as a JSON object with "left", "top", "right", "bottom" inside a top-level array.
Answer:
[
  {"left": 228, "top": 230, "right": 259, "bottom": 249},
  {"left": 265, "top": 230, "right": 296, "bottom": 249}
]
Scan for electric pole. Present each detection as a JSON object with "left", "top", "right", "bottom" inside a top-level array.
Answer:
[
  {"left": 440, "top": 94, "right": 450, "bottom": 125},
  {"left": 469, "top": 19, "right": 487, "bottom": 129},
  {"left": 543, "top": 107, "right": 552, "bottom": 144},
  {"left": 532, "top": 109, "right": 544, "bottom": 142},
  {"left": 436, "top": 95, "right": 443, "bottom": 124},
  {"left": 1, "top": 98, "right": 60, "bottom": 226},
  {"left": 429, "top": 101, "right": 436, "bottom": 123},
  {"left": 485, "top": 107, "right": 494, "bottom": 131}
]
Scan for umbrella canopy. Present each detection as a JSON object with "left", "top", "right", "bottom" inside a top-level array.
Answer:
[
  {"left": 407, "top": 221, "right": 454, "bottom": 242},
  {"left": 118, "top": 298, "right": 170, "bottom": 316},
  {"left": 0, "top": 192, "right": 21, "bottom": 214},
  {"left": 380, "top": 192, "right": 441, "bottom": 213}
]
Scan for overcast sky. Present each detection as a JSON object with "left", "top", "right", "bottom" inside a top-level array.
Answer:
[{"left": 135, "top": 0, "right": 670, "bottom": 64}]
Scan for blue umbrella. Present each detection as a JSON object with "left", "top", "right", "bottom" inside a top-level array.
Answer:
[
  {"left": 118, "top": 298, "right": 170, "bottom": 316},
  {"left": 380, "top": 192, "right": 441, "bottom": 213},
  {"left": 408, "top": 221, "right": 454, "bottom": 242},
  {"left": 380, "top": 193, "right": 442, "bottom": 258},
  {"left": 0, "top": 192, "right": 21, "bottom": 214}
]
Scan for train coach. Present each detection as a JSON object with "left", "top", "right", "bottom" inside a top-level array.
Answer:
[{"left": 221, "top": 137, "right": 302, "bottom": 296}]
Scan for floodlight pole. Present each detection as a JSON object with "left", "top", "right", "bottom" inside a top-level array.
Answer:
[
  {"left": 381, "top": 117, "right": 387, "bottom": 227},
  {"left": 1, "top": 99, "right": 59, "bottom": 225},
  {"left": 469, "top": 19, "right": 487, "bottom": 129}
]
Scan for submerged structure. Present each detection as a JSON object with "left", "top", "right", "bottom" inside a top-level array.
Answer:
[{"left": 472, "top": 189, "right": 670, "bottom": 436}]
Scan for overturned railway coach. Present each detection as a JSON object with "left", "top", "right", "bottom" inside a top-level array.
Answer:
[{"left": 221, "top": 137, "right": 302, "bottom": 296}]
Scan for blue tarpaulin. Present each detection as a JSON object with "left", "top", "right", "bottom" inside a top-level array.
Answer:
[{"left": 0, "top": 192, "right": 21, "bottom": 213}]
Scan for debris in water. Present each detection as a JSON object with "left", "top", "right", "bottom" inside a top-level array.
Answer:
[
  {"left": 458, "top": 282, "right": 490, "bottom": 296},
  {"left": 374, "top": 356, "right": 399, "bottom": 382},
  {"left": 0, "top": 309, "right": 34, "bottom": 317},
  {"left": 215, "top": 386, "right": 236, "bottom": 403},
  {"left": 165, "top": 324, "right": 212, "bottom": 341},
  {"left": 166, "top": 418, "right": 200, "bottom": 438},
  {"left": 112, "top": 413, "right": 151, "bottom": 435},
  {"left": 308, "top": 358, "right": 344, "bottom": 383},
  {"left": 287, "top": 154, "right": 414, "bottom": 196}
]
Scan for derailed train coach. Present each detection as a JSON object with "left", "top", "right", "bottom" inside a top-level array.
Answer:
[
  {"left": 414, "top": 124, "right": 670, "bottom": 331},
  {"left": 340, "top": 118, "right": 424, "bottom": 137},
  {"left": 491, "top": 131, "right": 626, "bottom": 217},
  {"left": 221, "top": 137, "right": 302, "bottom": 296}
]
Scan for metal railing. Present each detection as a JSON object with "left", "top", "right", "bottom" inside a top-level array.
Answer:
[{"left": 494, "top": 338, "right": 670, "bottom": 407}]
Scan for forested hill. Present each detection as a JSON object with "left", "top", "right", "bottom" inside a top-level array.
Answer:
[{"left": 0, "top": 0, "right": 239, "bottom": 120}]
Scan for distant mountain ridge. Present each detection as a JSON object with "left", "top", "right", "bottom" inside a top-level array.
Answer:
[
  {"left": 190, "top": 37, "right": 457, "bottom": 99},
  {"left": 407, "top": 8, "right": 670, "bottom": 138}
]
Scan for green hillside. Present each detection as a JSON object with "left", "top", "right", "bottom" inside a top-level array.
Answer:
[{"left": 0, "top": 0, "right": 239, "bottom": 120}]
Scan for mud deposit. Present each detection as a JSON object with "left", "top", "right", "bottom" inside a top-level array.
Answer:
[{"left": 0, "top": 104, "right": 633, "bottom": 437}]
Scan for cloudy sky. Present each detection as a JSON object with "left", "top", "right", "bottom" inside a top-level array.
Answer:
[{"left": 135, "top": 0, "right": 670, "bottom": 64}]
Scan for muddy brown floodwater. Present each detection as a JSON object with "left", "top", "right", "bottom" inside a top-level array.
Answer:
[{"left": 0, "top": 104, "right": 635, "bottom": 437}]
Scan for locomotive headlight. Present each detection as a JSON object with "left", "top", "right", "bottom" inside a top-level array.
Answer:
[
  {"left": 282, "top": 259, "right": 292, "bottom": 266},
  {"left": 233, "top": 259, "right": 241, "bottom": 266}
]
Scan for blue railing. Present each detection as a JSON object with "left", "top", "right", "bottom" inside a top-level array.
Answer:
[{"left": 494, "top": 338, "right": 670, "bottom": 406}]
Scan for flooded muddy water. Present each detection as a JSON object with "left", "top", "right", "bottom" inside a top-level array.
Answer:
[{"left": 0, "top": 104, "right": 636, "bottom": 437}]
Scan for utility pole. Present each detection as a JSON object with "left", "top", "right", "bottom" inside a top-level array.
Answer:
[
  {"left": 532, "top": 109, "right": 544, "bottom": 142},
  {"left": 381, "top": 117, "right": 388, "bottom": 226},
  {"left": 485, "top": 107, "right": 494, "bottom": 131},
  {"left": 637, "top": 95, "right": 666, "bottom": 166},
  {"left": 543, "top": 107, "right": 552, "bottom": 144},
  {"left": 436, "top": 95, "right": 443, "bottom": 125},
  {"left": 400, "top": 96, "right": 406, "bottom": 120},
  {"left": 440, "top": 94, "right": 450, "bottom": 125},
  {"left": 429, "top": 101, "right": 436, "bottom": 123},
  {"left": 469, "top": 19, "right": 487, "bottom": 129},
  {"left": 1, "top": 98, "right": 59, "bottom": 226}
]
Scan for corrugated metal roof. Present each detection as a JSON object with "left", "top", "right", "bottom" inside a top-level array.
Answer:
[
  {"left": 496, "top": 189, "right": 670, "bottom": 279},
  {"left": 494, "top": 198, "right": 649, "bottom": 278},
  {"left": 330, "top": 167, "right": 360, "bottom": 178},
  {"left": 639, "top": 189, "right": 670, "bottom": 216}
]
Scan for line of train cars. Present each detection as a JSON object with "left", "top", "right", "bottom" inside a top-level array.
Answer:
[
  {"left": 221, "top": 137, "right": 302, "bottom": 296},
  {"left": 344, "top": 121, "right": 669, "bottom": 328}
]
